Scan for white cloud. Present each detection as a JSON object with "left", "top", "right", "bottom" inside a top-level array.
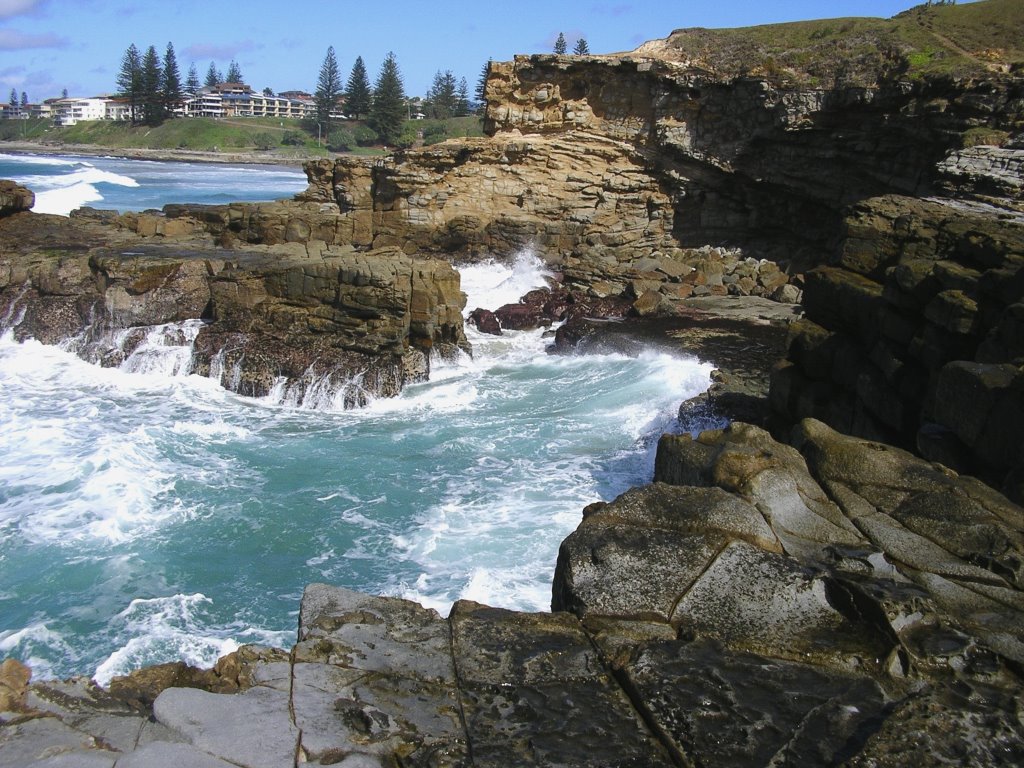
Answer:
[
  {"left": 0, "top": 0, "right": 44, "bottom": 19},
  {"left": 0, "top": 65, "right": 60, "bottom": 100},
  {"left": 183, "top": 39, "right": 260, "bottom": 62},
  {"left": 0, "top": 28, "right": 66, "bottom": 50}
]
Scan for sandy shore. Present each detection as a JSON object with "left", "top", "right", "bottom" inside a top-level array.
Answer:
[{"left": 1, "top": 140, "right": 319, "bottom": 167}]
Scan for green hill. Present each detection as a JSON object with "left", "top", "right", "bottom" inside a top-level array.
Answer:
[
  {"left": 647, "top": 0, "right": 1024, "bottom": 87},
  {"left": 1, "top": 115, "right": 485, "bottom": 157}
]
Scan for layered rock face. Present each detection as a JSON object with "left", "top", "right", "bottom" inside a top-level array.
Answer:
[
  {"left": 0, "top": 202, "right": 468, "bottom": 405},
  {"left": 772, "top": 194, "right": 1024, "bottom": 502},
  {"left": 297, "top": 52, "right": 1019, "bottom": 310}
]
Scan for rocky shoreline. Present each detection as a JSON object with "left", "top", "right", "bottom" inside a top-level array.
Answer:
[
  {"left": 1, "top": 139, "right": 314, "bottom": 167},
  {"left": 3, "top": 5, "right": 1024, "bottom": 764},
  {"left": 2, "top": 415, "right": 1021, "bottom": 766}
]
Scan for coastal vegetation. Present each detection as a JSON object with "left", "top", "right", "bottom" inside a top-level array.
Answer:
[
  {"left": 313, "top": 46, "right": 343, "bottom": 145},
  {"left": 367, "top": 52, "right": 408, "bottom": 146},
  {"left": 653, "top": 0, "right": 1024, "bottom": 86},
  {"left": 0, "top": 114, "right": 484, "bottom": 156}
]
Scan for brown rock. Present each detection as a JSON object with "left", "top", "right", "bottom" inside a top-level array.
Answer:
[
  {"left": 0, "top": 180, "right": 34, "bottom": 216},
  {"left": 0, "top": 658, "right": 31, "bottom": 712},
  {"left": 468, "top": 307, "right": 502, "bottom": 335}
]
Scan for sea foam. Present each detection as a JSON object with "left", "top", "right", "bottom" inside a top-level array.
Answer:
[
  {"left": 23, "top": 165, "right": 141, "bottom": 216},
  {"left": 0, "top": 247, "right": 716, "bottom": 682}
]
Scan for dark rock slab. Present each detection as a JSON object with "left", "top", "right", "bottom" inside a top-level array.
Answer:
[
  {"left": 843, "top": 680, "right": 1024, "bottom": 767},
  {"left": 450, "top": 601, "right": 675, "bottom": 767},
  {"left": 623, "top": 638, "right": 888, "bottom": 768}
]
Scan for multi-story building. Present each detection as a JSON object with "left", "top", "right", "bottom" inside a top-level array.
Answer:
[
  {"left": 188, "top": 83, "right": 315, "bottom": 119},
  {"left": 0, "top": 81, "right": 318, "bottom": 125},
  {"left": 31, "top": 102, "right": 54, "bottom": 120},
  {"left": 188, "top": 88, "right": 226, "bottom": 118},
  {"left": 104, "top": 98, "right": 131, "bottom": 121},
  {"left": 52, "top": 97, "right": 109, "bottom": 126}
]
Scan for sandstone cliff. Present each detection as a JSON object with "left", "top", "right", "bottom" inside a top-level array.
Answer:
[
  {"left": 282, "top": 1, "right": 1024, "bottom": 492},
  {"left": 288, "top": 4, "right": 1020, "bottom": 327}
]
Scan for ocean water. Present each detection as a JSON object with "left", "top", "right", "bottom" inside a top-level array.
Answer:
[
  {"left": 0, "top": 152, "right": 308, "bottom": 216},
  {"left": 0, "top": 159, "right": 716, "bottom": 685}
]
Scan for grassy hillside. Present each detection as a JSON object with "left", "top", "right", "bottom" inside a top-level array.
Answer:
[
  {"left": 56, "top": 116, "right": 305, "bottom": 150},
  {"left": 0, "top": 118, "right": 52, "bottom": 142},
  {"left": 0, "top": 115, "right": 485, "bottom": 157},
  {"left": 650, "top": 0, "right": 1024, "bottom": 86}
]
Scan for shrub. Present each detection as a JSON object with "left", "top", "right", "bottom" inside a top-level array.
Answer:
[
  {"left": 353, "top": 125, "right": 378, "bottom": 146},
  {"left": 422, "top": 122, "right": 448, "bottom": 143},
  {"left": 327, "top": 127, "right": 355, "bottom": 152},
  {"left": 281, "top": 130, "right": 306, "bottom": 146},
  {"left": 252, "top": 132, "right": 277, "bottom": 150},
  {"left": 395, "top": 122, "right": 419, "bottom": 149},
  {"left": 961, "top": 127, "right": 1010, "bottom": 148}
]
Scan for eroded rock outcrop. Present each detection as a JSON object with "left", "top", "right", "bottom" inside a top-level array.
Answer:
[
  {"left": 295, "top": 37, "right": 1020, "bottom": 316},
  {"left": 0, "top": 207, "right": 468, "bottom": 405},
  {"left": 555, "top": 418, "right": 1024, "bottom": 766},
  {"left": 0, "top": 180, "right": 34, "bottom": 217}
]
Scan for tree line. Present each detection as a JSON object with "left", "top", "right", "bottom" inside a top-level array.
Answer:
[
  {"left": 116, "top": 42, "right": 246, "bottom": 125},
  {"left": 116, "top": 43, "right": 182, "bottom": 125},
  {"left": 313, "top": 49, "right": 475, "bottom": 149},
  {"left": 113, "top": 40, "right": 477, "bottom": 148},
  {"left": 554, "top": 33, "right": 589, "bottom": 55}
]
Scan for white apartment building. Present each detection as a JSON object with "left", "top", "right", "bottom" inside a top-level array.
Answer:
[
  {"left": 185, "top": 83, "right": 314, "bottom": 119},
  {"left": 104, "top": 99, "right": 131, "bottom": 121},
  {"left": 1, "top": 82, "right": 316, "bottom": 125},
  {"left": 52, "top": 97, "right": 109, "bottom": 126}
]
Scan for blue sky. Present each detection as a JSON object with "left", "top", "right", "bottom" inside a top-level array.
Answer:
[{"left": 0, "top": 0, "right": 973, "bottom": 103}]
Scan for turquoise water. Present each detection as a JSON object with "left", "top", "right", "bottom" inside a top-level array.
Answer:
[
  {"left": 0, "top": 152, "right": 308, "bottom": 215},
  {"left": 0, "top": 158, "right": 715, "bottom": 685}
]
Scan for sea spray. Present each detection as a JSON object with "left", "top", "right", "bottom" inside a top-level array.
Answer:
[
  {"left": 0, "top": 248, "right": 715, "bottom": 682},
  {"left": 0, "top": 152, "right": 307, "bottom": 216}
]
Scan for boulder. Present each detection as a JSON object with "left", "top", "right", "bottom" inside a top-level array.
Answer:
[
  {"left": 494, "top": 301, "right": 547, "bottom": 331},
  {"left": 0, "top": 658, "right": 30, "bottom": 712},
  {"left": 468, "top": 307, "right": 501, "bottom": 335},
  {"left": 0, "top": 180, "right": 34, "bottom": 216}
]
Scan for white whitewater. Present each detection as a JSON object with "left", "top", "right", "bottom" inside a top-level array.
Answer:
[{"left": 0, "top": 248, "right": 714, "bottom": 685}]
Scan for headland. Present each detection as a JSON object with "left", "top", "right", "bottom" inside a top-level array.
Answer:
[{"left": 1, "top": 1, "right": 1023, "bottom": 764}]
